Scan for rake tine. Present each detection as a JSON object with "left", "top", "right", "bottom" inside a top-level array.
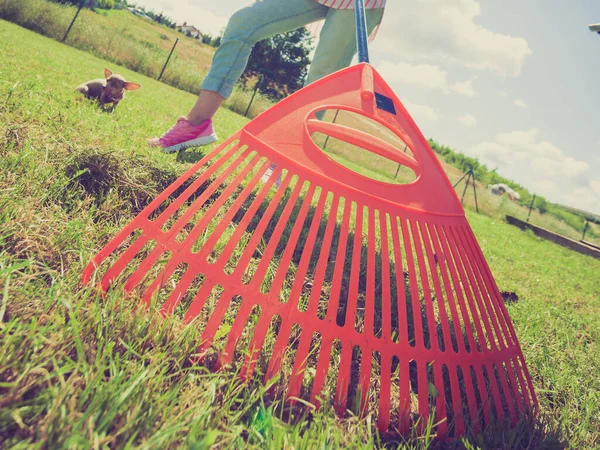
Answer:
[
  {"left": 377, "top": 352, "right": 391, "bottom": 431},
  {"left": 398, "top": 358, "right": 411, "bottom": 434},
  {"left": 309, "top": 338, "right": 333, "bottom": 408},
  {"left": 264, "top": 320, "right": 293, "bottom": 383},
  {"left": 286, "top": 331, "right": 312, "bottom": 401},
  {"left": 160, "top": 268, "right": 197, "bottom": 315},
  {"left": 357, "top": 349, "right": 372, "bottom": 416},
  {"left": 240, "top": 312, "right": 275, "bottom": 382},
  {"left": 334, "top": 343, "right": 352, "bottom": 416},
  {"left": 216, "top": 300, "right": 254, "bottom": 371},
  {"left": 100, "top": 234, "right": 151, "bottom": 291}
]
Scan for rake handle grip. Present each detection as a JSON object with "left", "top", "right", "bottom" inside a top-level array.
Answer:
[
  {"left": 354, "top": 0, "right": 370, "bottom": 63},
  {"left": 307, "top": 119, "right": 420, "bottom": 172}
]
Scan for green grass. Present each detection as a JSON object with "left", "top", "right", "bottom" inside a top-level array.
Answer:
[{"left": 1, "top": 20, "right": 600, "bottom": 449}]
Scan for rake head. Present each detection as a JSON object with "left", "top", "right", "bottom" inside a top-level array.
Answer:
[{"left": 82, "top": 63, "right": 537, "bottom": 438}]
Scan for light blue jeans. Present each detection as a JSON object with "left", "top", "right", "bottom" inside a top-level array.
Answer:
[{"left": 201, "top": 0, "right": 383, "bottom": 99}]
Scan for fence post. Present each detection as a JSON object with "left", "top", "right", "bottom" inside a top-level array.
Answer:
[
  {"left": 323, "top": 109, "right": 340, "bottom": 149},
  {"left": 244, "top": 74, "right": 263, "bottom": 117},
  {"left": 526, "top": 194, "right": 536, "bottom": 223},
  {"left": 452, "top": 171, "right": 469, "bottom": 189},
  {"left": 460, "top": 172, "right": 470, "bottom": 203},
  {"left": 62, "top": 0, "right": 87, "bottom": 43},
  {"left": 158, "top": 38, "right": 179, "bottom": 82},
  {"left": 394, "top": 145, "right": 408, "bottom": 179},
  {"left": 582, "top": 220, "right": 590, "bottom": 241},
  {"left": 471, "top": 171, "right": 479, "bottom": 213}
]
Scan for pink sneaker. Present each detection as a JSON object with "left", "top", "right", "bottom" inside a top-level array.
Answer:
[{"left": 147, "top": 117, "right": 218, "bottom": 153}]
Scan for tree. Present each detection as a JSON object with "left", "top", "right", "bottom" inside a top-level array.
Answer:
[
  {"left": 98, "top": 0, "right": 114, "bottom": 9},
  {"left": 240, "top": 28, "right": 313, "bottom": 101},
  {"left": 201, "top": 33, "right": 213, "bottom": 45}
]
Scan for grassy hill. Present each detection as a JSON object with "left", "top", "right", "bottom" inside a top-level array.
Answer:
[{"left": 1, "top": 19, "right": 600, "bottom": 449}]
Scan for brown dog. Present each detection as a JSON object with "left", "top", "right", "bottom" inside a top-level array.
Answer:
[{"left": 75, "top": 68, "right": 141, "bottom": 110}]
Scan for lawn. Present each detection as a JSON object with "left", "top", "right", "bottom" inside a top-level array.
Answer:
[{"left": 1, "top": 20, "right": 599, "bottom": 449}]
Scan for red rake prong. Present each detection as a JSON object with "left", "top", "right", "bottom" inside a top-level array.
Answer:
[
  {"left": 409, "top": 219, "right": 441, "bottom": 352},
  {"left": 364, "top": 208, "right": 376, "bottom": 337},
  {"left": 286, "top": 332, "right": 312, "bottom": 401},
  {"left": 160, "top": 269, "right": 199, "bottom": 315},
  {"left": 420, "top": 222, "right": 454, "bottom": 353},
  {"left": 264, "top": 321, "right": 293, "bottom": 383},
  {"left": 306, "top": 196, "right": 340, "bottom": 317},
  {"left": 100, "top": 235, "right": 151, "bottom": 292},
  {"left": 390, "top": 215, "right": 409, "bottom": 343},
  {"left": 416, "top": 361, "right": 429, "bottom": 432},
  {"left": 235, "top": 184, "right": 316, "bottom": 282},
  {"left": 398, "top": 359, "right": 411, "bottom": 434},
  {"left": 379, "top": 213, "right": 392, "bottom": 341},
  {"left": 399, "top": 217, "right": 425, "bottom": 349},
  {"left": 377, "top": 353, "right": 391, "bottom": 432},
  {"left": 197, "top": 290, "right": 238, "bottom": 355},
  {"left": 240, "top": 313, "right": 277, "bottom": 382},
  {"left": 344, "top": 203, "right": 363, "bottom": 329},
  {"left": 216, "top": 301, "right": 254, "bottom": 371},
  {"left": 324, "top": 201, "right": 351, "bottom": 323},
  {"left": 309, "top": 338, "right": 333, "bottom": 408},
  {"left": 140, "top": 256, "right": 184, "bottom": 308},
  {"left": 447, "top": 363, "right": 465, "bottom": 436},
  {"left": 432, "top": 363, "right": 448, "bottom": 438},
  {"left": 123, "top": 247, "right": 169, "bottom": 293},
  {"left": 357, "top": 349, "right": 372, "bottom": 416},
  {"left": 335, "top": 343, "right": 352, "bottom": 416},
  {"left": 446, "top": 226, "right": 491, "bottom": 353}
]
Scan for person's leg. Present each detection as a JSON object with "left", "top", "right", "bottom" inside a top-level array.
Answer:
[
  {"left": 186, "top": 0, "right": 328, "bottom": 124},
  {"left": 306, "top": 7, "right": 384, "bottom": 86}
]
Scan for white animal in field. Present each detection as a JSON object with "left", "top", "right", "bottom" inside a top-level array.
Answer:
[{"left": 488, "top": 183, "right": 520, "bottom": 202}]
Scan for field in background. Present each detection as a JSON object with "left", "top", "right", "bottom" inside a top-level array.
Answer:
[
  {"left": 0, "top": 0, "right": 274, "bottom": 118},
  {"left": 1, "top": 20, "right": 599, "bottom": 449}
]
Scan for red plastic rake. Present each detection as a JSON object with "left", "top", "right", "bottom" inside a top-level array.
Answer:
[{"left": 82, "top": 2, "right": 536, "bottom": 439}]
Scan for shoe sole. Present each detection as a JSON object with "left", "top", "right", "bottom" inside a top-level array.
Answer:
[{"left": 160, "top": 133, "right": 218, "bottom": 153}]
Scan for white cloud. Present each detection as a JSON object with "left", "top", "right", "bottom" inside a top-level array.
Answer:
[
  {"left": 471, "top": 129, "right": 589, "bottom": 178},
  {"left": 135, "top": 0, "right": 228, "bottom": 36},
  {"left": 457, "top": 114, "right": 477, "bottom": 127},
  {"left": 451, "top": 77, "right": 478, "bottom": 97},
  {"left": 498, "top": 91, "right": 509, "bottom": 98},
  {"left": 376, "top": 0, "right": 532, "bottom": 77},
  {"left": 468, "top": 129, "right": 599, "bottom": 213},
  {"left": 378, "top": 62, "right": 477, "bottom": 96},
  {"left": 513, "top": 99, "right": 528, "bottom": 109},
  {"left": 401, "top": 99, "right": 439, "bottom": 122},
  {"left": 560, "top": 180, "right": 600, "bottom": 214},
  {"left": 378, "top": 62, "right": 449, "bottom": 91}
]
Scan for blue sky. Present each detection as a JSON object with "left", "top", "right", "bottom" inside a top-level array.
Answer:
[{"left": 137, "top": 0, "right": 600, "bottom": 214}]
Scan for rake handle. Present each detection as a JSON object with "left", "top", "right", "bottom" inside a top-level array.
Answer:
[{"left": 354, "top": 0, "right": 370, "bottom": 63}]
